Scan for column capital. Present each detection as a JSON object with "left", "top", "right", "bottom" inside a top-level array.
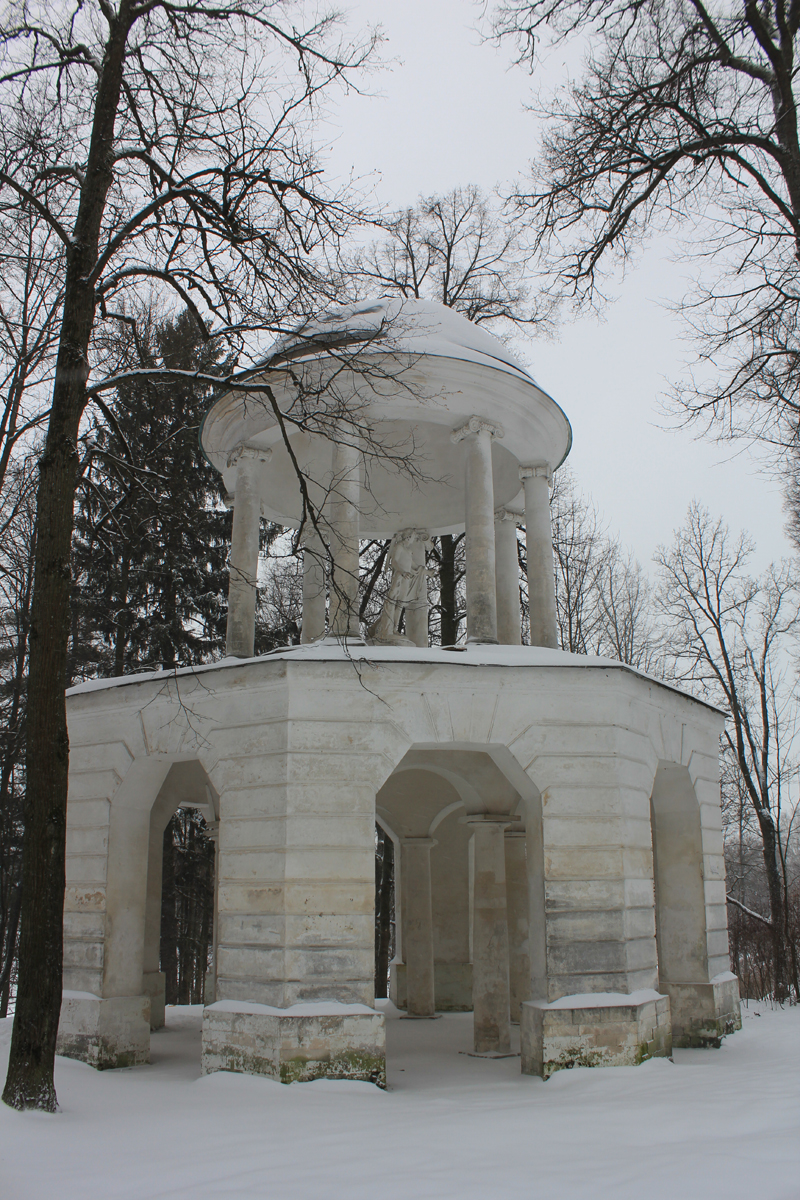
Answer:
[
  {"left": 451, "top": 415, "right": 504, "bottom": 444},
  {"left": 519, "top": 462, "right": 552, "bottom": 485},
  {"left": 494, "top": 506, "right": 522, "bottom": 524},
  {"left": 394, "top": 527, "right": 432, "bottom": 548},
  {"left": 227, "top": 442, "right": 272, "bottom": 470},
  {"left": 520, "top": 460, "right": 551, "bottom": 484}
]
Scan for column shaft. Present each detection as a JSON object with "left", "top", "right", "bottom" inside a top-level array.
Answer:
[
  {"left": 469, "top": 819, "right": 511, "bottom": 1053},
  {"left": 404, "top": 533, "right": 429, "bottom": 648},
  {"left": 494, "top": 509, "right": 522, "bottom": 646},
  {"left": 301, "top": 527, "right": 327, "bottom": 643},
  {"left": 521, "top": 465, "right": 558, "bottom": 649},
  {"left": 454, "top": 418, "right": 501, "bottom": 644},
  {"left": 328, "top": 440, "right": 361, "bottom": 639},
  {"left": 226, "top": 448, "right": 268, "bottom": 658},
  {"left": 401, "top": 838, "right": 436, "bottom": 1017},
  {"left": 204, "top": 822, "right": 220, "bottom": 1004},
  {"left": 504, "top": 832, "right": 530, "bottom": 1023}
]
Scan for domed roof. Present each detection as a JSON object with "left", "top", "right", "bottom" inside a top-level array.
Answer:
[
  {"left": 263, "top": 296, "right": 539, "bottom": 386},
  {"left": 200, "top": 294, "right": 571, "bottom": 537}
]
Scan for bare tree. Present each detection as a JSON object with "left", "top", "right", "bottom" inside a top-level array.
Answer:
[
  {"left": 494, "top": 0, "right": 800, "bottom": 460},
  {"left": 346, "top": 184, "right": 556, "bottom": 331},
  {"left": 598, "top": 546, "right": 662, "bottom": 671},
  {"left": 655, "top": 503, "right": 800, "bottom": 999},
  {"left": 549, "top": 469, "right": 611, "bottom": 653},
  {"left": 0, "top": 458, "right": 35, "bottom": 1018},
  {"left": 0, "top": 211, "right": 62, "bottom": 493},
  {"left": 0, "top": 0, "right": 378, "bottom": 1112}
]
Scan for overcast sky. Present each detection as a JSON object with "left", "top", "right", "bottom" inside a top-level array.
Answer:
[{"left": 321, "top": 0, "right": 792, "bottom": 574}]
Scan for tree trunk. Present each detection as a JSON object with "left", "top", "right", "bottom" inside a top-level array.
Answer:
[
  {"left": 2, "top": 7, "right": 134, "bottom": 1111},
  {"left": 758, "top": 812, "right": 790, "bottom": 1000},
  {"left": 374, "top": 827, "right": 394, "bottom": 999},
  {"left": 0, "top": 884, "right": 22, "bottom": 1019},
  {"left": 439, "top": 534, "right": 460, "bottom": 646}
]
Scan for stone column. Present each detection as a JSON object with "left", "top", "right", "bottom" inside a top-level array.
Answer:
[
  {"left": 404, "top": 531, "right": 429, "bottom": 648},
  {"left": 467, "top": 817, "right": 511, "bottom": 1053},
  {"left": 452, "top": 417, "right": 503, "bottom": 644},
  {"left": 301, "top": 526, "right": 326, "bottom": 643},
  {"left": 204, "top": 822, "right": 220, "bottom": 1004},
  {"left": 401, "top": 837, "right": 437, "bottom": 1017},
  {"left": 226, "top": 445, "right": 270, "bottom": 658},
  {"left": 494, "top": 508, "right": 522, "bottom": 646},
  {"left": 504, "top": 830, "right": 530, "bottom": 1023},
  {"left": 141, "top": 791, "right": 176, "bottom": 1030},
  {"left": 328, "top": 439, "right": 362, "bottom": 639},
  {"left": 520, "top": 463, "right": 558, "bottom": 649}
]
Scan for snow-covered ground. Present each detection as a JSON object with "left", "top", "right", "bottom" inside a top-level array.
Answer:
[{"left": 1, "top": 1000, "right": 797, "bottom": 1199}]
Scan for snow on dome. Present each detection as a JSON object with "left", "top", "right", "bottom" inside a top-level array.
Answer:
[{"left": 264, "top": 296, "right": 538, "bottom": 385}]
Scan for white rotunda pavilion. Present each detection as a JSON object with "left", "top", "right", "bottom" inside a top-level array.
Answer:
[{"left": 57, "top": 299, "right": 740, "bottom": 1084}]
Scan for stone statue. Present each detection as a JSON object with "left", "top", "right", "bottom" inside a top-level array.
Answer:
[{"left": 367, "top": 528, "right": 432, "bottom": 646}]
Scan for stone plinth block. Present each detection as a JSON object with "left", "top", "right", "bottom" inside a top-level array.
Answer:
[
  {"left": 392, "top": 961, "right": 473, "bottom": 1012},
  {"left": 57, "top": 991, "right": 151, "bottom": 1069},
  {"left": 520, "top": 989, "right": 672, "bottom": 1079},
  {"left": 665, "top": 971, "right": 742, "bottom": 1047},
  {"left": 202, "top": 1000, "right": 386, "bottom": 1087}
]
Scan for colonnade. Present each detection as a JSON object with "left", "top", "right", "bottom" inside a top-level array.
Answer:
[
  {"left": 400, "top": 819, "right": 530, "bottom": 1054},
  {"left": 225, "top": 416, "right": 558, "bottom": 656}
]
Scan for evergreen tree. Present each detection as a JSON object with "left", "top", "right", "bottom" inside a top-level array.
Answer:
[{"left": 72, "top": 310, "right": 234, "bottom": 679}]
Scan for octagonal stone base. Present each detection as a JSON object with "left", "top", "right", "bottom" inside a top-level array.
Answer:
[
  {"left": 57, "top": 991, "right": 151, "bottom": 1069},
  {"left": 665, "top": 971, "right": 742, "bottom": 1047},
  {"left": 202, "top": 1001, "right": 386, "bottom": 1087},
  {"left": 521, "top": 990, "right": 672, "bottom": 1079}
]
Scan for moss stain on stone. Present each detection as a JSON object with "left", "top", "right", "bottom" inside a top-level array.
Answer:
[{"left": 279, "top": 1051, "right": 386, "bottom": 1088}]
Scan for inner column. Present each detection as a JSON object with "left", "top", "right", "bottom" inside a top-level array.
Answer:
[
  {"left": 504, "top": 828, "right": 530, "bottom": 1023},
  {"left": 494, "top": 507, "right": 522, "bottom": 646},
  {"left": 328, "top": 439, "right": 362, "bottom": 639},
  {"left": 520, "top": 463, "right": 558, "bottom": 649},
  {"left": 452, "top": 417, "right": 502, "bottom": 644},
  {"left": 226, "top": 445, "right": 270, "bottom": 658},
  {"left": 404, "top": 530, "right": 430, "bottom": 648},
  {"left": 401, "top": 837, "right": 436, "bottom": 1017},
  {"left": 301, "top": 525, "right": 326, "bottom": 643},
  {"left": 467, "top": 816, "right": 511, "bottom": 1053}
]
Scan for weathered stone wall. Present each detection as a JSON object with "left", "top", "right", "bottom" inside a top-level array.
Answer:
[
  {"left": 521, "top": 991, "right": 672, "bottom": 1079},
  {"left": 59, "top": 645, "right": 737, "bottom": 1078}
]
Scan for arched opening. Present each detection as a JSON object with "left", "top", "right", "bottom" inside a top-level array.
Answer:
[
  {"left": 141, "top": 760, "right": 219, "bottom": 1031},
  {"left": 649, "top": 762, "right": 709, "bottom": 1004},
  {"left": 373, "top": 744, "right": 545, "bottom": 1056},
  {"left": 160, "top": 808, "right": 217, "bottom": 1007}
]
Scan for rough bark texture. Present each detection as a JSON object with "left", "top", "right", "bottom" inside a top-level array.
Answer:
[{"left": 2, "top": 6, "right": 133, "bottom": 1111}]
